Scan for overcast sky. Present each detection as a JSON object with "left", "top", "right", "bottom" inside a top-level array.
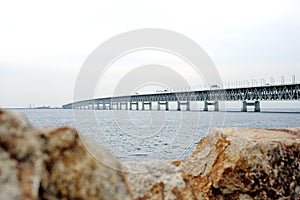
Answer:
[{"left": 0, "top": 0, "right": 300, "bottom": 108}]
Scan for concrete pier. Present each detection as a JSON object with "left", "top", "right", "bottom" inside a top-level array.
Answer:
[
  {"left": 120, "top": 102, "right": 128, "bottom": 110},
  {"left": 142, "top": 101, "right": 152, "bottom": 110},
  {"left": 111, "top": 102, "right": 119, "bottom": 110},
  {"left": 203, "top": 101, "right": 219, "bottom": 111},
  {"left": 177, "top": 101, "right": 190, "bottom": 111},
  {"left": 157, "top": 101, "right": 169, "bottom": 111},
  {"left": 241, "top": 101, "right": 260, "bottom": 112},
  {"left": 130, "top": 102, "right": 139, "bottom": 110}
]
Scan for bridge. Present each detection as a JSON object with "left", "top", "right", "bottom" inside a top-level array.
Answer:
[{"left": 63, "top": 83, "right": 300, "bottom": 112}]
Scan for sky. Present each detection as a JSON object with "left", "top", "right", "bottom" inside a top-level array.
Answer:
[{"left": 0, "top": 0, "right": 300, "bottom": 108}]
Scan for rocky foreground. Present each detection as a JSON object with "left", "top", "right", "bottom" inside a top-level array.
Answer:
[{"left": 0, "top": 109, "right": 299, "bottom": 200}]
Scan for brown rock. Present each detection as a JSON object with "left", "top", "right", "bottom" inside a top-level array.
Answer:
[
  {"left": 2, "top": 108, "right": 300, "bottom": 200},
  {"left": 0, "top": 109, "right": 132, "bottom": 200},
  {"left": 0, "top": 109, "right": 42, "bottom": 200},
  {"left": 124, "top": 161, "right": 196, "bottom": 200},
  {"left": 182, "top": 128, "right": 300, "bottom": 199},
  {"left": 39, "top": 127, "right": 132, "bottom": 200}
]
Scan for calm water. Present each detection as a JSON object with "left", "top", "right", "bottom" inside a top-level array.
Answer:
[{"left": 13, "top": 108, "right": 300, "bottom": 161}]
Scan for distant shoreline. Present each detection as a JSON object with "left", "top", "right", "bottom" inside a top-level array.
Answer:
[{"left": 5, "top": 107, "right": 63, "bottom": 110}]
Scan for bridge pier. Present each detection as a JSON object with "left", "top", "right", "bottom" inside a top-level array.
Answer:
[
  {"left": 98, "top": 103, "right": 104, "bottom": 110},
  {"left": 106, "top": 103, "right": 112, "bottom": 110},
  {"left": 242, "top": 101, "right": 260, "bottom": 112},
  {"left": 130, "top": 102, "right": 139, "bottom": 110},
  {"left": 157, "top": 101, "right": 169, "bottom": 111},
  {"left": 177, "top": 101, "right": 190, "bottom": 111},
  {"left": 142, "top": 101, "right": 152, "bottom": 110},
  {"left": 203, "top": 101, "right": 219, "bottom": 111},
  {"left": 120, "top": 102, "right": 128, "bottom": 110},
  {"left": 111, "top": 102, "right": 119, "bottom": 110},
  {"left": 100, "top": 102, "right": 110, "bottom": 110}
]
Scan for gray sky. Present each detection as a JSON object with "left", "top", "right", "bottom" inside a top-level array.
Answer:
[{"left": 1, "top": 0, "right": 300, "bottom": 108}]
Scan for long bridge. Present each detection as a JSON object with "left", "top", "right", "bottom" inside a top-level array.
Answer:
[{"left": 63, "top": 83, "right": 300, "bottom": 112}]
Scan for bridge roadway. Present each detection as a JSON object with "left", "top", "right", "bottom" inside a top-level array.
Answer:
[{"left": 63, "top": 83, "right": 300, "bottom": 112}]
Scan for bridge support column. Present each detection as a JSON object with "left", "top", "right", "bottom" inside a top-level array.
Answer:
[
  {"left": 102, "top": 103, "right": 110, "bottom": 110},
  {"left": 214, "top": 101, "right": 219, "bottom": 111},
  {"left": 120, "top": 102, "right": 128, "bottom": 110},
  {"left": 254, "top": 101, "right": 260, "bottom": 112},
  {"left": 177, "top": 101, "right": 190, "bottom": 111},
  {"left": 99, "top": 103, "right": 103, "bottom": 110},
  {"left": 242, "top": 101, "right": 260, "bottom": 112},
  {"left": 111, "top": 102, "right": 119, "bottom": 110},
  {"left": 130, "top": 102, "right": 139, "bottom": 110},
  {"left": 142, "top": 101, "right": 152, "bottom": 110},
  {"left": 203, "top": 101, "right": 219, "bottom": 111},
  {"left": 187, "top": 101, "right": 190, "bottom": 111},
  {"left": 158, "top": 101, "right": 169, "bottom": 111},
  {"left": 177, "top": 101, "right": 181, "bottom": 111}
]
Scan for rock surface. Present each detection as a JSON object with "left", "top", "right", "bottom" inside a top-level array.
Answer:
[
  {"left": 1, "top": 108, "right": 300, "bottom": 200},
  {"left": 182, "top": 128, "right": 300, "bottom": 199},
  {"left": 0, "top": 109, "right": 131, "bottom": 200},
  {"left": 124, "top": 161, "right": 196, "bottom": 200},
  {"left": 0, "top": 109, "right": 42, "bottom": 200}
]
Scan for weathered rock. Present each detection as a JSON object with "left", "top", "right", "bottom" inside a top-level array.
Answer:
[
  {"left": 39, "top": 127, "right": 132, "bottom": 200},
  {"left": 0, "top": 109, "right": 42, "bottom": 200},
  {"left": 1, "top": 108, "right": 300, "bottom": 200},
  {"left": 0, "top": 109, "right": 132, "bottom": 200},
  {"left": 124, "top": 161, "right": 196, "bottom": 200},
  {"left": 182, "top": 128, "right": 300, "bottom": 199}
]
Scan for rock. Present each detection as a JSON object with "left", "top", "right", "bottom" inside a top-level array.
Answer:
[
  {"left": 39, "top": 127, "right": 132, "bottom": 200},
  {"left": 1, "top": 108, "right": 300, "bottom": 200},
  {"left": 0, "top": 109, "right": 42, "bottom": 200},
  {"left": 0, "top": 109, "right": 132, "bottom": 200},
  {"left": 182, "top": 128, "right": 300, "bottom": 199},
  {"left": 123, "top": 161, "right": 196, "bottom": 200}
]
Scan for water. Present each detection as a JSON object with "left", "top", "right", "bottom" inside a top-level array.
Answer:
[{"left": 12, "top": 108, "right": 300, "bottom": 162}]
